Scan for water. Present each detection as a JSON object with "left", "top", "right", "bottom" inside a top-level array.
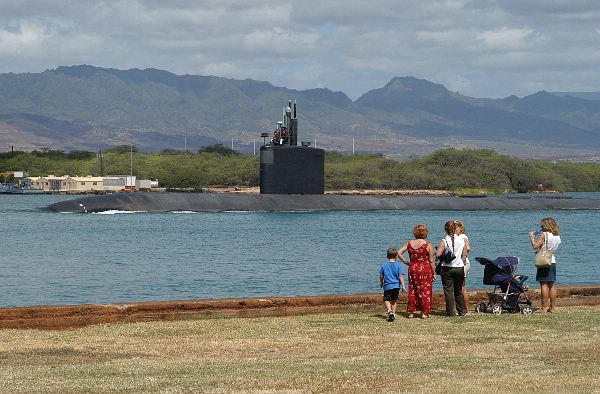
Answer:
[{"left": 1, "top": 193, "right": 599, "bottom": 307}]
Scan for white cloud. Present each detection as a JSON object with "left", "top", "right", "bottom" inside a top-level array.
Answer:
[
  {"left": 478, "top": 27, "right": 534, "bottom": 50},
  {"left": 415, "top": 29, "right": 474, "bottom": 47},
  {"left": 1, "top": 0, "right": 600, "bottom": 99},
  {"left": 0, "top": 22, "right": 52, "bottom": 55}
]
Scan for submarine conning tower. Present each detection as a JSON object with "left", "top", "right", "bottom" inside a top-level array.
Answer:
[{"left": 260, "top": 100, "right": 325, "bottom": 194}]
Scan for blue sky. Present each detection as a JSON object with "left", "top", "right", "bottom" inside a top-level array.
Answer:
[{"left": 1, "top": 0, "right": 599, "bottom": 99}]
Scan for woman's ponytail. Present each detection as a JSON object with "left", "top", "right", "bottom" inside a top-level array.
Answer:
[{"left": 445, "top": 221, "right": 456, "bottom": 250}]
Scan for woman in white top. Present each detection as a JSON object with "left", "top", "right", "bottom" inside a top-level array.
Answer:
[
  {"left": 455, "top": 221, "right": 471, "bottom": 311},
  {"left": 529, "top": 217, "right": 561, "bottom": 313},
  {"left": 436, "top": 221, "right": 469, "bottom": 316}
]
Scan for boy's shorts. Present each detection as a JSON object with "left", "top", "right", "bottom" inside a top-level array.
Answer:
[{"left": 383, "top": 288, "right": 400, "bottom": 302}]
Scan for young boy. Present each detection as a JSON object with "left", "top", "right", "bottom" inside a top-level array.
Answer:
[{"left": 379, "top": 247, "right": 407, "bottom": 322}]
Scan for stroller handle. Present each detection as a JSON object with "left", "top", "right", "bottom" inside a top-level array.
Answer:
[{"left": 475, "top": 257, "right": 494, "bottom": 265}]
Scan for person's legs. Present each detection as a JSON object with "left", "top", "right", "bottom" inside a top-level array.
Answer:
[
  {"left": 421, "top": 276, "right": 433, "bottom": 317},
  {"left": 441, "top": 267, "right": 455, "bottom": 316},
  {"left": 384, "top": 300, "right": 392, "bottom": 313},
  {"left": 548, "top": 282, "right": 557, "bottom": 312},
  {"left": 406, "top": 270, "right": 416, "bottom": 317},
  {"left": 389, "top": 288, "right": 398, "bottom": 318},
  {"left": 539, "top": 282, "right": 549, "bottom": 311},
  {"left": 385, "top": 289, "right": 399, "bottom": 321},
  {"left": 452, "top": 268, "right": 465, "bottom": 315},
  {"left": 462, "top": 267, "right": 469, "bottom": 313}
]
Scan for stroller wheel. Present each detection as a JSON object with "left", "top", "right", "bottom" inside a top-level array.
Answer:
[
  {"left": 475, "top": 303, "right": 487, "bottom": 313},
  {"left": 521, "top": 306, "right": 533, "bottom": 315},
  {"left": 492, "top": 305, "right": 502, "bottom": 315}
]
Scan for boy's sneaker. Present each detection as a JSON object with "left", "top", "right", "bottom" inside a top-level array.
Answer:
[{"left": 387, "top": 311, "right": 395, "bottom": 322}]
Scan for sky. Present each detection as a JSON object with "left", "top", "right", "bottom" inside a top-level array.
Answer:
[{"left": 1, "top": 0, "right": 600, "bottom": 100}]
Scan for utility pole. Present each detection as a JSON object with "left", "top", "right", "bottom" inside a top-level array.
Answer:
[
  {"left": 352, "top": 138, "right": 355, "bottom": 155},
  {"left": 98, "top": 148, "right": 104, "bottom": 176},
  {"left": 130, "top": 145, "right": 133, "bottom": 177}
]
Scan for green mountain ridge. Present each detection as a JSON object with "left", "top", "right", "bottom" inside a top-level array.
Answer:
[{"left": 1, "top": 65, "right": 599, "bottom": 158}]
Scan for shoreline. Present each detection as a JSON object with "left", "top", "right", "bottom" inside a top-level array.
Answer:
[{"left": 2, "top": 285, "right": 599, "bottom": 330}]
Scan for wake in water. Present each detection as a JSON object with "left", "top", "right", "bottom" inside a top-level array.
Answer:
[{"left": 91, "top": 210, "right": 147, "bottom": 215}]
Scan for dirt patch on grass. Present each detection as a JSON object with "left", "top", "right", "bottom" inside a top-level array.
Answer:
[{"left": 1, "top": 285, "right": 599, "bottom": 330}]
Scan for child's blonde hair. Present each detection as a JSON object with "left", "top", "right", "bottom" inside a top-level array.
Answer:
[{"left": 387, "top": 247, "right": 398, "bottom": 259}]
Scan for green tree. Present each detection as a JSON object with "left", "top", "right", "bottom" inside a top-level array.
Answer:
[{"left": 198, "top": 144, "right": 239, "bottom": 156}]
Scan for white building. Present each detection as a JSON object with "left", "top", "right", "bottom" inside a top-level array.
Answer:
[{"left": 29, "top": 175, "right": 158, "bottom": 193}]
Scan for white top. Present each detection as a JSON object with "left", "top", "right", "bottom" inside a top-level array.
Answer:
[
  {"left": 544, "top": 232, "right": 561, "bottom": 264},
  {"left": 442, "top": 234, "right": 465, "bottom": 268},
  {"left": 458, "top": 234, "right": 470, "bottom": 268}
]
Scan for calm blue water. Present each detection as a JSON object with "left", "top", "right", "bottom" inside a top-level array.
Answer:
[{"left": 1, "top": 193, "right": 599, "bottom": 307}]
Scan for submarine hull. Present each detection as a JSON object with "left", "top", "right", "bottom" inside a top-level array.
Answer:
[{"left": 46, "top": 192, "right": 600, "bottom": 213}]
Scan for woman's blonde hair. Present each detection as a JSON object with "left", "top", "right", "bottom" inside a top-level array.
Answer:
[
  {"left": 540, "top": 217, "right": 560, "bottom": 235},
  {"left": 413, "top": 224, "right": 429, "bottom": 239},
  {"left": 454, "top": 220, "right": 466, "bottom": 234}
]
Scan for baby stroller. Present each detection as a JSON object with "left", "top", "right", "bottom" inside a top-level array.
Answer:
[{"left": 475, "top": 256, "right": 533, "bottom": 315}]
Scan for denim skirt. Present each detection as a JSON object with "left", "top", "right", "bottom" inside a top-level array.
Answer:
[{"left": 536, "top": 263, "right": 556, "bottom": 282}]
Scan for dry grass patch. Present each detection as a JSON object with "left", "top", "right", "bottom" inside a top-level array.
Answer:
[{"left": 0, "top": 306, "right": 599, "bottom": 392}]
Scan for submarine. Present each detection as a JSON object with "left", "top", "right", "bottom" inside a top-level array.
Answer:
[{"left": 47, "top": 101, "right": 600, "bottom": 213}]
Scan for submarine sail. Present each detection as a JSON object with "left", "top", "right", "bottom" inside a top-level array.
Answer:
[{"left": 260, "top": 101, "right": 324, "bottom": 194}]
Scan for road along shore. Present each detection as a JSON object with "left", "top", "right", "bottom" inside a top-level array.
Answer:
[{"left": 1, "top": 285, "right": 599, "bottom": 330}]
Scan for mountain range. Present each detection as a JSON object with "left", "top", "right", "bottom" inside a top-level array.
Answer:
[{"left": 1, "top": 65, "right": 600, "bottom": 159}]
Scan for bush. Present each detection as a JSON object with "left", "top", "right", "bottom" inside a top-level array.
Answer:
[{"left": 2, "top": 147, "right": 600, "bottom": 192}]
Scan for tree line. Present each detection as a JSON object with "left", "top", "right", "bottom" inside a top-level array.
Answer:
[{"left": 1, "top": 146, "right": 600, "bottom": 192}]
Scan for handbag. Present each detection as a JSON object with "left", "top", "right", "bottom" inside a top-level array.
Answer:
[
  {"left": 441, "top": 239, "right": 456, "bottom": 264},
  {"left": 435, "top": 260, "right": 442, "bottom": 275},
  {"left": 535, "top": 232, "right": 553, "bottom": 268}
]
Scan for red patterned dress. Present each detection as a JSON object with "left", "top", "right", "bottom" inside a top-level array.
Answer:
[{"left": 406, "top": 241, "right": 434, "bottom": 315}]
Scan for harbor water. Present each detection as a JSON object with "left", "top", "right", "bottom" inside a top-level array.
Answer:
[{"left": 1, "top": 194, "right": 599, "bottom": 307}]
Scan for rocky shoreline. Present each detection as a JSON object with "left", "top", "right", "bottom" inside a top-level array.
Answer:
[{"left": 1, "top": 285, "right": 599, "bottom": 330}]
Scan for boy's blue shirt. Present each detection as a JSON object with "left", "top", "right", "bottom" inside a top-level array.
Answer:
[{"left": 379, "top": 261, "right": 405, "bottom": 291}]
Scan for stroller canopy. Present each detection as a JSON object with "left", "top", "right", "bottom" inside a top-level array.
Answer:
[{"left": 476, "top": 256, "right": 519, "bottom": 286}]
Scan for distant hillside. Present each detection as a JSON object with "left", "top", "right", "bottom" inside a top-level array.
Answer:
[
  {"left": 551, "top": 92, "right": 600, "bottom": 101},
  {"left": 1, "top": 65, "right": 600, "bottom": 158}
]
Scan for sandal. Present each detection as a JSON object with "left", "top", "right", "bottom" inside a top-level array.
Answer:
[
  {"left": 421, "top": 314, "right": 430, "bottom": 319},
  {"left": 407, "top": 314, "right": 414, "bottom": 319}
]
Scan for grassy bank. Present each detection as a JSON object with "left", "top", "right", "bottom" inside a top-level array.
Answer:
[
  {"left": 3, "top": 147, "right": 600, "bottom": 192},
  {"left": 1, "top": 305, "right": 599, "bottom": 392}
]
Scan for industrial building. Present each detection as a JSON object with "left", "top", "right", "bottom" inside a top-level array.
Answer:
[{"left": 29, "top": 175, "right": 157, "bottom": 193}]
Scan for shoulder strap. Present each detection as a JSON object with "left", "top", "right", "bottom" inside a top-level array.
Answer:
[{"left": 443, "top": 238, "right": 450, "bottom": 251}]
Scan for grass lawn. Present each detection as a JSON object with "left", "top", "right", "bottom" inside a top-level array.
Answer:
[{"left": 0, "top": 305, "right": 599, "bottom": 393}]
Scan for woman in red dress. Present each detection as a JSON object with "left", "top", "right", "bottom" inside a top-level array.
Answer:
[{"left": 397, "top": 224, "right": 437, "bottom": 319}]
